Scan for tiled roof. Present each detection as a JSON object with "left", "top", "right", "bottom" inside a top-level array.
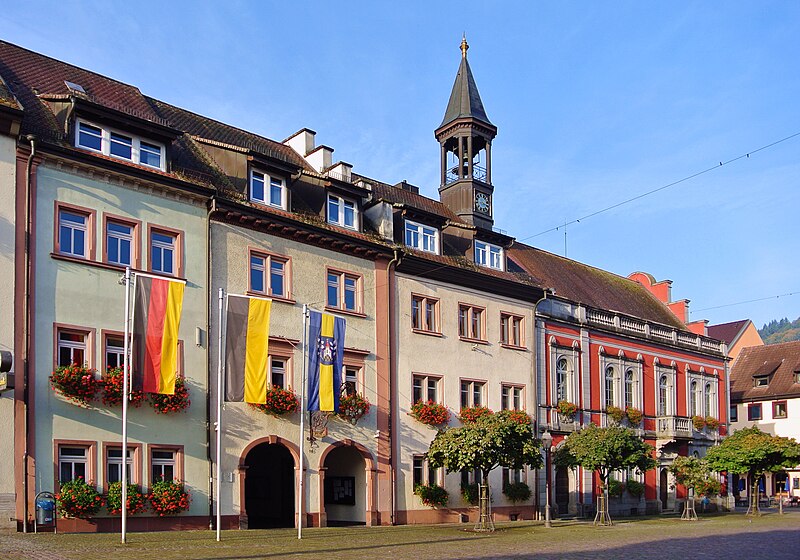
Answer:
[
  {"left": 730, "top": 341, "right": 800, "bottom": 402},
  {"left": 508, "top": 243, "right": 688, "bottom": 330},
  {"left": 368, "top": 179, "right": 468, "bottom": 225},
  {"left": 440, "top": 54, "right": 492, "bottom": 128},
  {"left": 707, "top": 320, "right": 750, "bottom": 346},
  {"left": 0, "top": 75, "right": 21, "bottom": 110}
]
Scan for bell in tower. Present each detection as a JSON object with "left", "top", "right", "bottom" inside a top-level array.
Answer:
[{"left": 435, "top": 36, "right": 498, "bottom": 230}]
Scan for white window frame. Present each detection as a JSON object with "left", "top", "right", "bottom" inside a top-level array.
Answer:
[
  {"left": 249, "top": 252, "right": 289, "bottom": 298},
  {"left": 106, "top": 447, "right": 133, "bottom": 485},
  {"left": 106, "top": 220, "right": 134, "bottom": 267},
  {"left": 654, "top": 364, "right": 677, "bottom": 417},
  {"left": 550, "top": 340, "right": 580, "bottom": 406},
  {"left": 58, "top": 445, "right": 88, "bottom": 483},
  {"left": 270, "top": 357, "right": 287, "bottom": 389},
  {"left": 412, "top": 373, "right": 441, "bottom": 404},
  {"left": 75, "top": 119, "right": 165, "bottom": 171},
  {"left": 474, "top": 240, "right": 504, "bottom": 271},
  {"left": 460, "top": 379, "right": 486, "bottom": 408},
  {"left": 600, "top": 353, "right": 642, "bottom": 411},
  {"left": 57, "top": 329, "right": 88, "bottom": 367},
  {"left": 501, "top": 384, "right": 524, "bottom": 411},
  {"left": 413, "top": 455, "right": 441, "bottom": 487},
  {"left": 249, "top": 169, "right": 287, "bottom": 209},
  {"left": 327, "top": 194, "right": 359, "bottom": 230},
  {"left": 58, "top": 209, "right": 88, "bottom": 258},
  {"left": 105, "top": 335, "right": 125, "bottom": 370},
  {"left": 151, "top": 449, "right": 176, "bottom": 483},
  {"left": 150, "top": 230, "right": 177, "bottom": 276},
  {"left": 404, "top": 220, "right": 439, "bottom": 254}
]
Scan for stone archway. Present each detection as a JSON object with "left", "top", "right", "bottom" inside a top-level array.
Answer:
[
  {"left": 239, "top": 436, "right": 302, "bottom": 529},
  {"left": 318, "top": 439, "right": 377, "bottom": 527}
]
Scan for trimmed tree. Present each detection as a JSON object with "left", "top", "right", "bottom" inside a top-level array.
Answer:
[
  {"left": 427, "top": 409, "right": 542, "bottom": 531},
  {"left": 554, "top": 424, "right": 657, "bottom": 526},
  {"left": 668, "top": 456, "right": 721, "bottom": 520},
  {"left": 705, "top": 426, "right": 800, "bottom": 516}
]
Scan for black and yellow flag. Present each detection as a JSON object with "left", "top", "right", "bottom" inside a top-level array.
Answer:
[{"left": 224, "top": 294, "right": 272, "bottom": 403}]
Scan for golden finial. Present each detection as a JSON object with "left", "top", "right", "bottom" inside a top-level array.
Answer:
[{"left": 461, "top": 34, "right": 469, "bottom": 58}]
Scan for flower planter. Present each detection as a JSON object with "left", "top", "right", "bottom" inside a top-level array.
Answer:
[
  {"left": 458, "top": 405, "right": 493, "bottom": 423},
  {"left": 149, "top": 377, "right": 191, "bottom": 414},
  {"left": 410, "top": 400, "right": 450, "bottom": 427},
  {"left": 101, "top": 367, "right": 145, "bottom": 408},
  {"left": 337, "top": 392, "right": 370, "bottom": 424},
  {"left": 149, "top": 479, "right": 190, "bottom": 516},
  {"left": 50, "top": 365, "right": 99, "bottom": 407},
  {"left": 248, "top": 386, "right": 299, "bottom": 416}
]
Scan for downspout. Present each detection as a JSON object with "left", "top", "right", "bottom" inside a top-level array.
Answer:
[
  {"left": 206, "top": 196, "right": 216, "bottom": 529},
  {"left": 386, "top": 248, "right": 401, "bottom": 525},
  {"left": 531, "top": 288, "right": 551, "bottom": 520},
  {"left": 723, "top": 342, "right": 732, "bottom": 509},
  {"left": 22, "top": 134, "right": 36, "bottom": 532}
]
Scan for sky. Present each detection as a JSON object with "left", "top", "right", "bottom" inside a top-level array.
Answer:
[{"left": 2, "top": 1, "right": 799, "bottom": 330}]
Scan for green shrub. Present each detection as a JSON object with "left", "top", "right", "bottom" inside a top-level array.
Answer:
[
  {"left": 606, "top": 478, "right": 624, "bottom": 498},
  {"left": 461, "top": 482, "right": 479, "bottom": 506},
  {"left": 414, "top": 483, "right": 448, "bottom": 508},
  {"left": 502, "top": 481, "right": 531, "bottom": 503},
  {"left": 626, "top": 480, "right": 645, "bottom": 498}
]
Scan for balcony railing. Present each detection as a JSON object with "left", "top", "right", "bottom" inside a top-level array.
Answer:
[{"left": 445, "top": 164, "right": 487, "bottom": 185}]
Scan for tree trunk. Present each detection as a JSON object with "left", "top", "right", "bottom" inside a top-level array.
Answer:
[
  {"left": 594, "top": 469, "right": 612, "bottom": 526},
  {"left": 475, "top": 470, "right": 494, "bottom": 532}
]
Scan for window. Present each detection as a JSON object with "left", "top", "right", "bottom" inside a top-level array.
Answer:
[
  {"left": 413, "top": 455, "right": 440, "bottom": 487},
  {"left": 57, "top": 329, "right": 88, "bottom": 367},
  {"left": 624, "top": 370, "right": 634, "bottom": 409},
  {"left": 404, "top": 221, "right": 438, "bottom": 253},
  {"left": 104, "top": 334, "right": 125, "bottom": 369},
  {"left": 250, "top": 251, "right": 289, "bottom": 298},
  {"left": 250, "top": 170, "right": 286, "bottom": 208},
  {"left": 58, "top": 208, "right": 90, "bottom": 258},
  {"left": 753, "top": 376, "right": 769, "bottom": 387},
  {"left": 270, "top": 357, "right": 286, "bottom": 389},
  {"left": 76, "top": 120, "right": 165, "bottom": 170},
  {"left": 604, "top": 366, "right": 615, "bottom": 409},
  {"left": 461, "top": 468, "right": 481, "bottom": 487},
  {"left": 794, "top": 372, "right": 800, "bottom": 384},
  {"left": 106, "top": 447, "right": 133, "bottom": 485},
  {"left": 502, "top": 467, "right": 524, "bottom": 487},
  {"left": 412, "top": 374, "right": 440, "bottom": 404},
  {"left": 500, "top": 313, "right": 523, "bottom": 347},
  {"left": 105, "top": 219, "right": 136, "bottom": 267},
  {"left": 458, "top": 304, "right": 484, "bottom": 340},
  {"left": 658, "top": 375, "right": 669, "bottom": 416},
  {"left": 327, "top": 194, "right": 358, "bottom": 229},
  {"left": 58, "top": 446, "right": 88, "bottom": 483},
  {"left": 474, "top": 240, "right": 503, "bottom": 270},
  {"left": 704, "top": 383, "right": 714, "bottom": 416},
  {"left": 748, "top": 403, "right": 762, "bottom": 421},
  {"left": 150, "top": 229, "right": 178, "bottom": 276},
  {"left": 729, "top": 404, "right": 738, "bottom": 422},
  {"left": 501, "top": 385, "right": 523, "bottom": 411},
  {"left": 344, "top": 366, "right": 359, "bottom": 396},
  {"left": 690, "top": 381, "right": 699, "bottom": 416},
  {"left": 151, "top": 449, "right": 176, "bottom": 483},
  {"left": 556, "top": 358, "right": 569, "bottom": 403},
  {"left": 460, "top": 380, "right": 485, "bottom": 408},
  {"left": 327, "top": 270, "right": 361, "bottom": 313},
  {"left": 411, "top": 295, "right": 439, "bottom": 333},
  {"left": 773, "top": 401, "right": 788, "bottom": 419}
]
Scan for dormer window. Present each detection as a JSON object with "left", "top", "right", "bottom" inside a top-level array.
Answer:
[
  {"left": 405, "top": 220, "right": 438, "bottom": 254},
  {"left": 474, "top": 240, "right": 503, "bottom": 270},
  {"left": 75, "top": 120, "right": 165, "bottom": 170},
  {"left": 753, "top": 375, "right": 769, "bottom": 388},
  {"left": 250, "top": 170, "right": 286, "bottom": 209},
  {"left": 327, "top": 194, "right": 358, "bottom": 230}
]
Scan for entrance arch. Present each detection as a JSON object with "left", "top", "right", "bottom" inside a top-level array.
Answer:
[
  {"left": 318, "top": 440, "right": 376, "bottom": 527},
  {"left": 660, "top": 468, "right": 669, "bottom": 511},
  {"left": 240, "top": 437, "right": 300, "bottom": 529},
  {"left": 555, "top": 467, "right": 570, "bottom": 515}
]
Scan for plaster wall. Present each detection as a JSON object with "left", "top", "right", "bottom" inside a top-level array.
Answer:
[{"left": 32, "top": 165, "right": 209, "bottom": 517}]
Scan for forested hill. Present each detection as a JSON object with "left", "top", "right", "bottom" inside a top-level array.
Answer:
[{"left": 759, "top": 317, "right": 800, "bottom": 344}]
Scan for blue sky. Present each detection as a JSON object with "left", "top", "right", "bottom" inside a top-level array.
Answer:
[{"left": 3, "top": 1, "right": 799, "bottom": 330}]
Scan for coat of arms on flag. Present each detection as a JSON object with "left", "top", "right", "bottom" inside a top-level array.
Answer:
[{"left": 307, "top": 310, "right": 346, "bottom": 412}]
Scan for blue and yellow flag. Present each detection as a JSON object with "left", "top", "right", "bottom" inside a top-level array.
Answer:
[{"left": 307, "top": 310, "right": 345, "bottom": 411}]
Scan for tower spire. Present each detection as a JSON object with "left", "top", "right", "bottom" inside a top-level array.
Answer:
[{"left": 461, "top": 34, "right": 469, "bottom": 58}]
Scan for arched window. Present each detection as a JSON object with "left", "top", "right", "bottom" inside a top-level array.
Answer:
[
  {"left": 658, "top": 375, "right": 668, "bottom": 416},
  {"left": 604, "top": 366, "right": 615, "bottom": 409},
  {"left": 690, "top": 381, "right": 698, "bottom": 416},
  {"left": 556, "top": 358, "right": 568, "bottom": 402},
  {"left": 624, "top": 369, "right": 634, "bottom": 409},
  {"left": 704, "top": 383, "right": 713, "bottom": 416}
]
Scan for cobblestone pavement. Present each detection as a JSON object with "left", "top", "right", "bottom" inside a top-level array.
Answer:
[{"left": 1, "top": 513, "right": 799, "bottom": 560}]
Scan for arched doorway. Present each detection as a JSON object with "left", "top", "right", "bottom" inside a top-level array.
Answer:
[
  {"left": 555, "top": 467, "right": 570, "bottom": 515},
  {"left": 660, "top": 468, "right": 669, "bottom": 511},
  {"left": 319, "top": 441, "right": 376, "bottom": 527},
  {"left": 243, "top": 442, "right": 295, "bottom": 528}
]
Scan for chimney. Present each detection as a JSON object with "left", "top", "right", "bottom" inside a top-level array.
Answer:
[
  {"left": 284, "top": 128, "right": 316, "bottom": 156},
  {"left": 395, "top": 180, "right": 419, "bottom": 195}
]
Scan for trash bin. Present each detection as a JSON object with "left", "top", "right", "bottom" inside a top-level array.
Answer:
[{"left": 35, "top": 492, "right": 56, "bottom": 533}]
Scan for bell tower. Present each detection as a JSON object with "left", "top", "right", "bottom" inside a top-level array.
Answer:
[{"left": 435, "top": 36, "right": 497, "bottom": 230}]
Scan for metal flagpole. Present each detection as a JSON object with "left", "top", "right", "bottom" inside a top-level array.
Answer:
[
  {"left": 215, "top": 289, "right": 224, "bottom": 541},
  {"left": 121, "top": 267, "right": 132, "bottom": 544},
  {"left": 298, "top": 304, "right": 308, "bottom": 539}
]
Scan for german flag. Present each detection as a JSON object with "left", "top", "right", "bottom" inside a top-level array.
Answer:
[
  {"left": 307, "top": 310, "right": 345, "bottom": 412},
  {"left": 224, "top": 294, "right": 272, "bottom": 403},
  {"left": 132, "top": 274, "right": 185, "bottom": 394}
]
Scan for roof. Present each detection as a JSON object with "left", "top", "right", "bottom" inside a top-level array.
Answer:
[
  {"left": 0, "top": 75, "right": 21, "bottom": 110},
  {"left": 508, "top": 243, "right": 689, "bottom": 330},
  {"left": 368, "top": 179, "right": 468, "bottom": 225},
  {"left": 440, "top": 47, "right": 492, "bottom": 128},
  {"left": 730, "top": 341, "right": 800, "bottom": 402},
  {"left": 708, "top": 320, "right": 750, "bottom": 346}
]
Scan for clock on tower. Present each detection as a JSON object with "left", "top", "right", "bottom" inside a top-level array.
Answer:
[{"left": 474, "top": 192, "right": 490, "bottom": 215}]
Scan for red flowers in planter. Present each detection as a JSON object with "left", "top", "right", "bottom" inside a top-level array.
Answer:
[
  {"left": 55, "top": 477, "right": 104, "bottom": 518},
  {"left": 50, "top": 364, "right": 99, "bottom": 407},
  {"left": 148, "top": 478, "right": 190, "bottom": 516},
  {"left": 248, "top": 386, "right": 300, "bottom": 416},
  {"left": 101, "top": 367, "right": 145, "bottom": 407},
  {"left": 410, "top": 400, "right": 450, "bottom": 427},
  {"left": 458, "top": 405, "right": 493, "bottom": 423},
  {"left": 106, "top": 482, "right": 147, "bottom": 515},
  {"left": 149, "top": 377, "right": 191, "bottom": 414},
  {"left": 338, "top": 392, "right": 370, "bottom": 424},
  {"left": 498, "top": 409, "right": 531, "bottom": 425},
  {"left": 625, "top": 406, "right": 644, "bottom": 426},
  {"left": 556, "top": 400, "right": 579, "bottom": 418}
]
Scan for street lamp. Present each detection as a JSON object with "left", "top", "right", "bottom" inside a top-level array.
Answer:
[{"left": 541, "top": 430, "right": 553, "bottom": 528}]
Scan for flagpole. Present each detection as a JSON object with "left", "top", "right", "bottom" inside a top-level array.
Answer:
[
  {"left": 298, "top": 304, "right": 308, "bottom": 539},
  {"left": 215, "top": 288, "right": 224, "bottom": 542},
  {"left": 121, "top": 267, "right": 131, "bottom": 544}
]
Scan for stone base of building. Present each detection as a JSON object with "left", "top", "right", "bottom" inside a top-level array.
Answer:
[
  {"left": 24, "top": 515, "right": 241, "bottom": 534},
  {"left": 396, "top": 506, "right": 537, "bottom": 525}
]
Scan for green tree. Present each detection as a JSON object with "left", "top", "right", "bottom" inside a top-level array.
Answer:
[
  {"left": 427, "top": 410, "right": 542, "bottom": 531},
  {"left": 554, "top": 424, "right": 657, "bottom": 525},
  {"left": 705, "top": 426, "right": 800, "bottom": 515},
  {"left": 668, "top": 456, "right": 721, "bottom": 520}
]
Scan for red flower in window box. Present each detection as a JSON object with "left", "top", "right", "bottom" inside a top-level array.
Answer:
[
  {"left": 410, "top": 400, "right": 450, "bottom": 427},
  {"left": 705, "top": 416, "right": 720, "bottom": 430},
  {"left": 101, "top": 367, "right": 145, "bottom": 408},
  {"left": 625, "top": 406, "right": 644, "bottom": 426},
  {"left": 105, "top": 482, "right": 147, "bottom": 515},
  {"left": 148, "top": 377, "right": 191, "bottom": 414},
  {"left": 49, "top": 364, "right": 99, "bottom": 407},
  {"left": 498, "top": 409, "right": 531, "bottom": 426},
  {"left": 458, "top": 405, "right": 493, "bottom": 423},
  {"left": 148, "top": 478, "right": 190, "bottom": 516},
  {"left": 248, "top": 386, "right": 299, "bottom": 416},
  {"left": 55, "top": 477, "right": 104, "bottom": 518},
  {"left": 338, "top": 392, "right": 370, "bottom": 424},
  {"left": 556, "top": 400, "right": 579, "bottom": 419}
]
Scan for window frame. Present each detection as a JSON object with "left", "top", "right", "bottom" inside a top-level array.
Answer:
[
  {"left": 458, "top": 303, "right": 486, "bottom": 342},
  {"left": 474, "top": 240, "right": 504, "bottom": 271},
  {"left": 266, "top": 337, "right": 295, "bottom": 390},
  {"left": 101, "top": 329, "right": 126, "bottom": 371},
  {"left": 747, "top": 403, "right": 762, "bottom": 421},
  {"left": 54, "top": 440, "right": 97, "bottom": 492},
  {"left": 102, "top": 442, "right": 142, "bottom": 491},
  {"left": 54, "top": 323, "right": 95, "bottom": 369},
  {"left": 404, "top": 220, "right": 439, "bottom": 254},
  {"left": 412, "top": 373, "right": 442, "bottom": 405},
  {"left": 54, "top": 202, "right": 97, "bottom": 261},
  {"left": 102, "top": 213, "right": 141, "bottom": 269},
  {"left": 729, "top": 403, "right": 738, "bottom": 423},
  {"left": 249, "top": 169, "right": 287, "bottom": 209},
  {"left": 772, "top": 400, "right": 788, "bottom": 419},
  {"left": 327, "top": 193, "right": 359, "bottom": 230},
  {"left": 412, "top": 454, "right": 441, "bottom": 487},
  {"left": 460, "top": 378, "right": 486, "bottom": 409},
  {"left": 500, "top": 312, "right": 525, "bottom": 348},
  {"left": 147, "top": 444, "right": 184, "bottom": 491},
  {"left": 248, "top": 248, "right": 293, "bottom": 301},
  {"left": 147, "top": 224, "right": 184, "bottom": 278},
  {"left": 411, "top": 294, "right": 440, "bottom": 335},
  {"left": 325, "top": 268, "right": 364, "bottom": 316},
  {"left": 75, "top": 118, "right": 166, "bottom": 171},
  {"left": 501, "top": 383, "right": 524, "bottom": 411}
]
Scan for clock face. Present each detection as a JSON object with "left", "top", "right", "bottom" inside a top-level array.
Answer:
[{"left": 475, "top": 192, "right": 490, "bottom": 214}]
